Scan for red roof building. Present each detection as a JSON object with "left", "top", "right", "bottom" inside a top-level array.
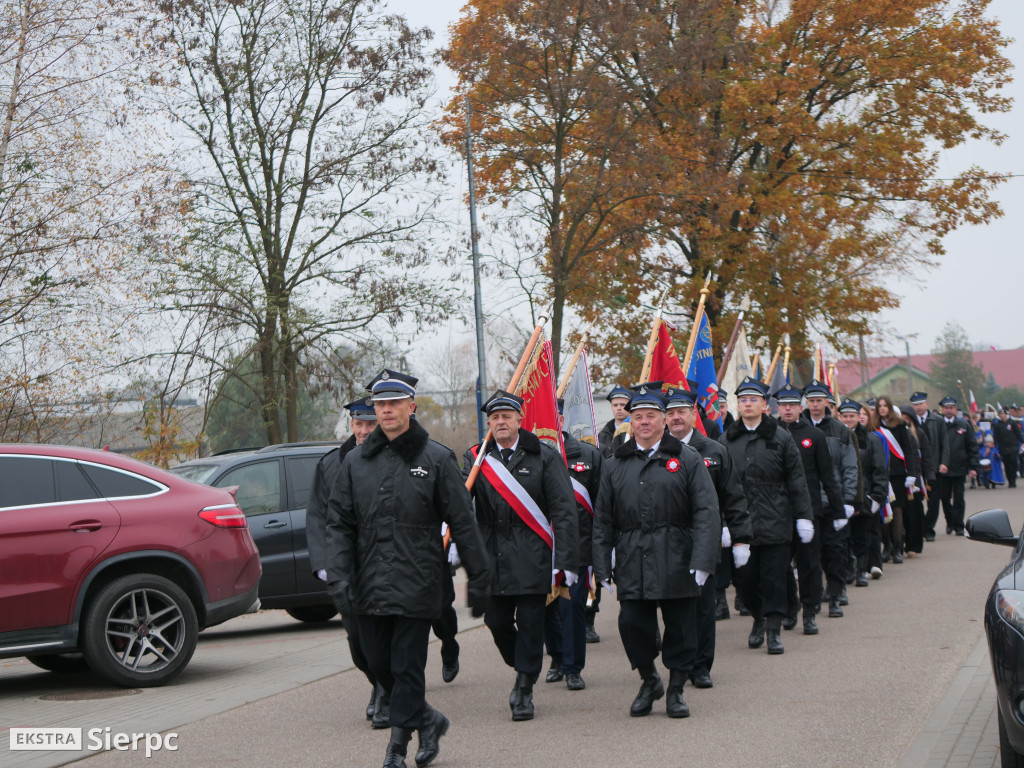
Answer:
[{"left": 836, "top": 348, "right": 1024, "bottom": 399}]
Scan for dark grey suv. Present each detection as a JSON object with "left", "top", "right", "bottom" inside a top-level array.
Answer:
[{"left": 170, "top": 443, "right": 338, "bottom": 623}]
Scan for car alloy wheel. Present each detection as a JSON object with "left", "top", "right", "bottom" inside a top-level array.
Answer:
[{"left": 83, "top": 574, "right": 198, "bottom": 687}]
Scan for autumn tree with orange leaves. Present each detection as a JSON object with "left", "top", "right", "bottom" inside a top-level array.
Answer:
[{"left": 443, "top": 0, "right": 1012, "bottom": 380}]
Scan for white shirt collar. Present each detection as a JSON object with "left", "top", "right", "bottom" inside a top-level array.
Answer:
[{"left": 638, "top": 439, "right": 661, "bottom": 455}]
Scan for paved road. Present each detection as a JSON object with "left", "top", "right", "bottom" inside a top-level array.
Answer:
[{"left": 2, "top": 484, "right": 1021, "bottom": 767}]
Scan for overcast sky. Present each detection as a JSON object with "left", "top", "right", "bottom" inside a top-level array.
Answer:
[{"left": 391, "top": 0, "right": 1023, "bottom": 363}]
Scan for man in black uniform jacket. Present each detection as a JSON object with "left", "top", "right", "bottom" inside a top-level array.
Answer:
[
  {"left": 326, "top": 370, "right": 492, "bottom": 768},
  {"left": 598, "top": 384, "right": 632, "bottom": 457},
  {"left": 993, "top": 408, "right": 1021, "bottom": 488},
  {"left": 664, "top": 387, "right": 750, "bottom": 689},
  {"left": 593, "top": 383, "right": 720, "bottom": 719},
  {"left": 936, "top": 395, "right": 980, "bottom": 536},
  {"left": 307, "top": 397, "right": 382, "bottom": 723},
  {"left": 464, "top": 390, "right": 578, "bottom": 722},
  {"left": 910, "top": 392, "right": 948, "bottom": 539}
]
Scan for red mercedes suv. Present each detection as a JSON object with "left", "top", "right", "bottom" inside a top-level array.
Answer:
[{"left": 0, "top": 444, "right": 261, "bottom": 686}]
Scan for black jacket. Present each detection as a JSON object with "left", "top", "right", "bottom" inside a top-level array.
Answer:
[
  {"left": 307, "top": 435, "right": 357, "bottom": 574},
  {"left": 778, "top": 418, "right": 844, "bottom": 521},
  {"left": 684, "top": 429, "right": 751, "bottom": 543},
  {"left": 719, "top": 417, "right": 813, "bottom": 545},
  {"left": 938, "top": 416, "right": 980, "bottom": 477},
  {"left": 805, "top": 410, "right": 861, "bottom": 508},
  {"left": 592, "top": 434, "right": 720, "bottom": 600},
  {"left": 598, "top": 418, "right": 619, "bottom": 458},
  {"left": 916, "top": 411, "right": 946, "bottom": 481},
  {"left": 852, "top": 424, "right": 889, "bottom": 511},
  {"left": 993, "top": 418, "right": 1021, "bottom": 454},
  {"left": 464, "top": 429, "right": 578, "bottom": 596},
  {"left": 325, "top": 420, "right": 490, "bottom": 619},
  {"left": 564, "top": 432, "right": 602, "bottom": 572}
]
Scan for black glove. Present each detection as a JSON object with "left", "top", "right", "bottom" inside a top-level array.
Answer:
[
  {"left": 467, "top": 575, "right": 491, "bottom": 618},
  {"left": 328, "top": 580, "right": 353, "bottom": 616}
]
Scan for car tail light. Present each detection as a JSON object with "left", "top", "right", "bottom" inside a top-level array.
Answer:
[
  {"left": 996, "top": 591, "right": 1024, "bottom": 635},
  {"left": 199, "top": 503, "right": 248, "bottom": 528}
]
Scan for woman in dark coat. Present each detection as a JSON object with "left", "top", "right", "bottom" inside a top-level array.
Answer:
[
  {"left": 901, "top": 411, "right": 928, "bottom": 556},
  {"left": 874, "top": 396, "right": 920, "bottom": 564}
]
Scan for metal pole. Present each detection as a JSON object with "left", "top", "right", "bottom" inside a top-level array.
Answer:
[
  {"left": 466, "top": 97, "right": 488, "bottom": 443},
  {"left": 905, "top": 339, "right": 913, "bottom": 399}
]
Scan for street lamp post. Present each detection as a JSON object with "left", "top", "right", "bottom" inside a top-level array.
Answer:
[{"left": 895, "top": 336, "right": 913, "bottom": 399}]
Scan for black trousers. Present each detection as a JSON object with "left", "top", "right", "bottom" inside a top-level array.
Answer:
[
  {"left": 340, "top": 611, "right": 375, "bottom": 687},
  {"left": 850, "top": 512, "right": 882, "bottom": 572},
  {"left": 354, "top": 615, "right": 431, "bottom": 729},
  {"left": 924, "top": 480, "right": 943, "bottom": 537},
  {"left": 739, "top": 542, "right": 790, "bottom": 618},
  {"left": 790, "top": 519, "right": 821, "bottom": 608},
  {"left": 431, "top": 567, "right": 459, "bottom": 666},
  {"left": 485, "top": 594, "right": 547, "bottom": 676},
  {"left": 819, "top": 516, "right": 850, "bottom": 586},
  {"left": 1003, "top": 453, "right": 1019, "bottom": 487},
  {"left": 694, "top": 573, "right": 717, "bottom": 675},
  {"left": 618, "top": 597, "right": 698, "bottom": 674},
  {"left": 715, "top": 544, "right": 734, "bottom": 589},
  {"left": 938, "top": 474, "right": 967, "bottom": 533}
]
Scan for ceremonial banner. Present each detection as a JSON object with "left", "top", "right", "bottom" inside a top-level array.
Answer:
[
  {"left": 648, "top": 320, "right": 687, "bottom": 389},
  {"left": 685, "top": 312, "right": 721, "bottom": 423},
  {"left": 562, "top": 348, "right": 599, "bottom": 447},
  {"left": 721, "top": 326, "right": 753, "bottom": 418},
  {"left": 767, "top": 344, "right": 788, "bottom": 415},
  {"left": 519, "top": 339, "right": 565, "bottom": 455}
]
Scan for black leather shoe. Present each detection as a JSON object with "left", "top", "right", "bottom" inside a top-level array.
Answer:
[
  {"left": 947, "top": 526, "right": 953, "bottom": 534},
  {"left": 891, "top": 548, "right": 903, "bottom": 564},
  {"left": 366, "top": 686, "right": 378, "bottom": 720},
  {"left": 802, "top": 608, "right": 818, "bottom": 635},
  {"left": 512, "top": 672, "right": 535, "bottom": 721},
  {"left": 765, "top": 616, "right": 784, "bottom": 654},
  {"left": 689, "top": 670, "right": 713, "bottom": 689},
  {"left": 566, "top": 672, "right": 586, "bottom": 691},
  {"left": 748, "top": 618, "right": 766, "bottom": 649},
  {"left": 382, "top": 727, "right": 412, "bottom": 768},
  {"left": 855, "top": 572, "right": 869, "bottom": 587},
  {"left": 782, "top": 610, "right": 798, "bottom": 631},
  {"left": 828, "top": 598, "right": 844, "bottom": 618},
  {"left": 545, "top": 666, "right": 564, "bottom": 683},
  {"left": 585, "top": 617, "right": 600, "bottom": 643},
  {"left": 372, "top": 685, "right": 391, "bottom": 729},
  {"left": 838, "top": 585, "right": 849, "bottom": 606},
  {"left": 630, "top": 672, "right": 664, "bottom": 717},
  {"left": 924, "top": 533, "right": 936, "bottom": 542},
  {"left": 666, "top": 671, "right": 690, "bottom": 718},
  {"left": 715, "top": 590, "right": 730, "bottom": 621},
  {"left": 955, "top": 530, "right": 965, "bottom": 536},
  {"left": 441, "top": 660, "right": 459, "bottom": 684},
  {"left": 414, "top": 708, "right": 449, "bottom": 768},
  {"left": 735, "top": 595, "right": 751, "bottom": 616}
]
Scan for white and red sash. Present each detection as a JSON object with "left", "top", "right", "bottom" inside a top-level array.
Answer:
[
  {"left": 471, "top": 445, "right": 553, "bottom": 550},
  {"left": 876, "top": 427, "right": 907, "bottom": 469},
  {"left": 570, "top": 477, "right": 593, "bottom": 517}
]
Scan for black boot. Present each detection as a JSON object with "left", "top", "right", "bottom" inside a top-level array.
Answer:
[
  {"left": 545, "top": 658, "right": 564, "bottom": 683},
  {"left": 802, "top": 606, "right": 818, "bottom": 635},
  {"left": 414, "top": 707, "right": 449, "bottom": 768},
  {"left": 630, "top": 666, "right": 664, "bottom": 717},
  {"left": 782, "top": 606, "right": 798, "bottom": 631},
  {"left": 511, "top": 672, "right": 535, "bottom": 721},
  {"left": 765, "top": 614, "right": 784, "bottom": 654},
  {"left": 828, "top": 589, "right": 844, "bottom": 618},
  {"left": 891, "top": 543, "right": 903, "bottom": 564},
  {"left": 366, "top": 685, "right": 378, "bottom": 720},
  {"left": 585, "top": 614, "right": 600, "bottom": 643},
  {"left": 748, "top": 617, "right": 766, "bottom": 649},
  {"left": 715, "top": 589, "right": 730, "bottom": 620},
  {"left": 855, "top": 571, "right": 869, "bottom": 587},
  {"left": 372, "top": 684, "right": 391, "bottom": 729},
  {"left": 382, "top": 727, "right": 413, "bottom": 768},
  {"left": 666, "top": 670, "right": 690, "bottom": 718},
  {"left": 881, "top": 542, "right": 891, "bottom": 563},
  {"left": 838, "top": 584, "right": 849, "bottom": 606}
]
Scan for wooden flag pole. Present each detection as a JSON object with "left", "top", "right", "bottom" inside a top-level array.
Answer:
[
  {"left": 465, "top": 308, "right": 551, "bottom": 493},
  {"left": 638, "top": 286, "right": 671, "bottom": 384},
  {"left": 716, "top": 296, "right": 750, "bottom": 383},
  {"left": 680, "top": 272, "right": 713, "bottom": 377},
  {"left": 782, "top": 335, "right": 792, "bottom": 385},
  {"left": 556, "top": 329, "right": 590, "bottom": 398},
  {"left": 763, "top": 341, "right": 783, "bottom": 384},
  {"left": 828, "top": 362, "right": 838, "bottom": 402}
]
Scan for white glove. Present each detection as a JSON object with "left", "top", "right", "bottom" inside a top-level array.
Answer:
[
  {"left": 904, "top": 476, "right": 916, "bottom": 490},
  {"left": 316, "top": 568, "right": 327, "bottom": 582},
  {"left": 721, "top": 527, "right": 732, "bottom": 548},
  {"left": 833, "top": 518, "right": 848, "bottom": 531},
  {"left": 563, "top": 570, "right": 578, "bottom": 587},
  {"left": 870, "top": 499, "right": 880, "bottom": 513},
  {"left": 796, "top": 518, "right": 815, "bottom": 544},
  {"left": 732, "top": 543, "right": 751, "bottom": 568},
  {"left": 843, "top": 504, "right": 855, "bottom": 519},
  {"left": 601, "top": 579, "right": 614, "bottom": 593},
  {"left": 447, "top": 543, "right": 461, "bottom": 568},
  {"left": 690, "top": 569, "right": 709, "bottom": 587}
]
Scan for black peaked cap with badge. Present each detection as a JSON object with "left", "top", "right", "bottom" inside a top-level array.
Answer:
[
  {"left": 626, "top": 381, "right": 665, "bottom": 412},
  {"left": 482, "top": 390, "right": 524, "bottom": 415},
  {"left": 365, "top": 368, "right": 418, "bottom": 401},
  {"left": 343, "top": 396, "right": 377, "bottom": 420},
  {"left": 736, "top": 376, "right": 769, "bottom": 398}
]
